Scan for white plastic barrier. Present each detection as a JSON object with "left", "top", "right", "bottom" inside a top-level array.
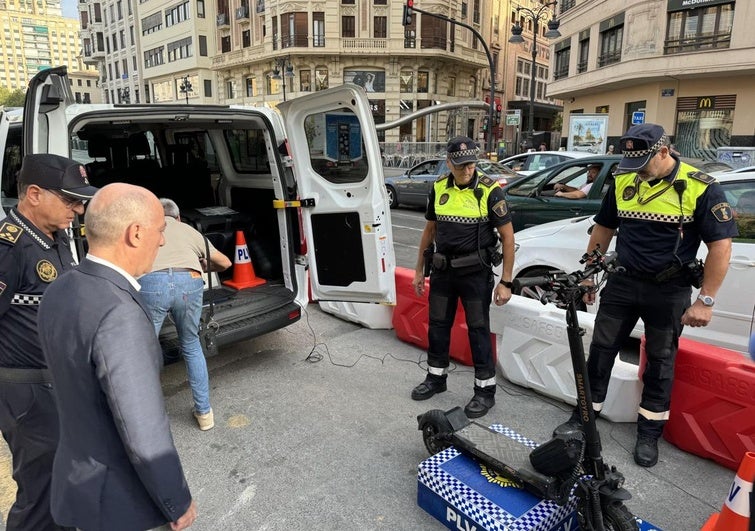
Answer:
[
  {"left": 318, "top": 301, "right": 395, "bottom": 330},
  {"left": 490, "top": 295, "right": 642, "bottom": 422}
]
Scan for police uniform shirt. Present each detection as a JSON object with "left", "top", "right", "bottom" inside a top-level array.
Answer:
[
  {"left": 0, "top": 208, "right": 77, "bottom": 368},
  {"left": 595, "top": 161, "right": 738, "bottom": 274},
  {"left": 426, "top": 172, "right": 512, "bottom": 255}
]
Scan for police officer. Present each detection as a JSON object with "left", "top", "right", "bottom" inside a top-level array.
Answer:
[
  {"left": 0, "top": 154, "right": 97, "bottom": 530},
  {"left": 554, "top": 124, "right": 737, "bottom": 467},
  {"left": 410, "top": 136, "right": 515, "bottom": 419}
]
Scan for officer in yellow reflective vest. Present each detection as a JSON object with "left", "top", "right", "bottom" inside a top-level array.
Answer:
[
  {"left": 554, "top": 124, "right": 738, "bottom": 467},
  {"left": 411, "top": 136, "right": 515, "bottom": 419}
]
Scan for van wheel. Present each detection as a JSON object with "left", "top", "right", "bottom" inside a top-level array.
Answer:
[{"left": 386, "top": 185, "right": 398, "bottom": 208}]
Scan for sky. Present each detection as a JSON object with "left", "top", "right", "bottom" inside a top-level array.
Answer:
[{"left": 62, "top": 0, "right": 78, "bottom": 19}]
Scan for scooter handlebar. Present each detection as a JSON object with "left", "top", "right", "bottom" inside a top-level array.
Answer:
[{"left": 512, "top": 275, "right": 556, "bottom": 291}]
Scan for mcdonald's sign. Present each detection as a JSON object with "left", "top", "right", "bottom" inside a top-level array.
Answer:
[{"left": 697, "top": 96, "right": 715, "bottom": 109}]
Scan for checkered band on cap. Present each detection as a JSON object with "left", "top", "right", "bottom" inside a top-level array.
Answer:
[
  {"left": 622, "top": 134, "right": 667, "bottom": 159},
  {"left": 450, "top": 147, "right": 480, "bottom": 158}
]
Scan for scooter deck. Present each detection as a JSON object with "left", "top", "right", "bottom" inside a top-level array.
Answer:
[{"left": 451, "top": 421, "right": 561, "bottom": 501}]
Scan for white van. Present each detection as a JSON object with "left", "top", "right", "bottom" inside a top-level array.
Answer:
[{"left": 5, "top": 66, "right": 395, "bottom": 355}]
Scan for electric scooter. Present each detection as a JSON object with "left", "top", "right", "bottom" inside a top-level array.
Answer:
[{"left": 417, "top": 249, "right": 638, "bottom": 531}]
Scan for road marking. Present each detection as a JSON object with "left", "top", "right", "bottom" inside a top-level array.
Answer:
[{"left": 391, "top": 224, "right": 422, "bottom": 231}]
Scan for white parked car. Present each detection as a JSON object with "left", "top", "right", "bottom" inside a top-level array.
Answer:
[
  {"left": 511, "top": 171, "right": 755, "bottom": 353},
  {"left": 498, "top": 150, "right": 593, "bottom": 176}
]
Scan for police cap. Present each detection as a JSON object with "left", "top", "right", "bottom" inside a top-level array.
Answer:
[
  {"left": 18, "top": 154, "right": 98, "bottom": 200},
  {"left": 616, "top": 123, "right": 668, "bottom": 173},
  {"left": 447, "top": 136, "right": 480, "bottom": 165}
]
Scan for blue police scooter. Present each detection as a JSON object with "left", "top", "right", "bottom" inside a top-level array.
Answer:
[{"left": 418, "top": 250, "right": 638, "bottom": 531}]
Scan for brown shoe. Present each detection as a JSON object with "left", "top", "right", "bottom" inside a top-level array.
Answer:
[{"left": 194, "top": 409, "right": 215, "bottom": 431}]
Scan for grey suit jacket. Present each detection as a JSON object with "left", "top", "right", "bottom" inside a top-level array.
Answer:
[{"left": 38, "top": 259, "right": 192, "bottom": 531}]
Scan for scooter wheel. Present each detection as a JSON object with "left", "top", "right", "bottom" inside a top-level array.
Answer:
[
  {"left": 418, "top": 410, "right": 453, "bottom": 455},
  {"left": 602, "top": 503, "right": 638, "bottom": 531}
]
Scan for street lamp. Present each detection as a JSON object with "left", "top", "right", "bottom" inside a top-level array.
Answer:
[
  {"left": 179, "top": 75, "right": 193, "bottom": 104},
  {"left": 271, "top": 56, "right": 294, "bottom": 102},
  {"left": 509, "top": 1, "right": 561, "bottom": 151}
]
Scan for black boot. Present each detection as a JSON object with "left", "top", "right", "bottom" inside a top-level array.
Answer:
[
  {"left": 411, "top": 375, "right": 447, "bottom": 401},
  {"left": 464, "top": 386, "right": 495, "bottom": 419},
  {"left": 634, "top": 435, "right": 659, "bottom": 467},
  {"left": 552, "top": 407, "right": 602, "bottom": 437}
]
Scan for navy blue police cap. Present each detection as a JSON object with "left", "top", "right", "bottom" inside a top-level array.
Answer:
[
  {"left": 18, "top": 154, "right": 99, "bottom": 199},
  {"left": 616, "top": 123, "right": 668, "bottom": 173},
  {"left": 447, "top": 136, "right": 480, "bottom": 165}
]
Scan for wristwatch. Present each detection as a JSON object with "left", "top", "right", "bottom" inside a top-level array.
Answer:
[
  {"left": 499, "top": 280, "right": 513, "bottom": 288},
  {"left": 697, "top": 294, "right": 715, "bottom": 307}
]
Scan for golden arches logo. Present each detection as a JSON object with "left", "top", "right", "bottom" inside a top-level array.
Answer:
[{"left": 698, "top": 97, "right": 713, "bottom": 109}]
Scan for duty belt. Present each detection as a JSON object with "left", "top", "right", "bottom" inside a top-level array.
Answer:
[{"left": 0, "top": 367, "right": 52, "bottom": 384}]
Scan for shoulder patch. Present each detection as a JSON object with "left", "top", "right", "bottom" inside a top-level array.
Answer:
[
  {"left": 687, "top": 171, "right": 716, "bottom": 185},
  {"left": 492, "top": 199, "right": 508, "bottom": 217},
  {"left": 478, "top": 175, "right": 496, "bottom": 187},
  {"left": 0, "top": 222, "right": 22, "bottom": 245},
  {"left": 711, "top": 202, "right": 734, "bottom": 223}
]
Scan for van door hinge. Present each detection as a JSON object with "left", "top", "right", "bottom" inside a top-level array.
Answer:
[{"left": 272, "top": 198, "right": 316, "bottom": 209}]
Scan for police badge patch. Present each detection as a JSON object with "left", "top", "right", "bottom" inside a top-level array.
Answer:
[
  {"left": 622, "top": 186, "right": 636, "bottom": 201},
  {"left": 0, "top": 222, "right": 21, "bottom": 244},
  {"left": 711, "top": 202, "right": 733, "bottom": 222},
  {"left": 439, "top": 193, "right": 450, "bottom": 205},
  {"left": 36, "top": 260, "right": 58, "bottom": 282},
  {"left": 492, "top": 200, "right": 508, "bottom": 217},
  {"left": 0, "top": 280, "right": 6, "bottom": 296}
]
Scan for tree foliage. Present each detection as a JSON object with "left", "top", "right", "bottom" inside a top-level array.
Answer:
[{"left": 0, "top": 86, "right": 26, "bottom": 108}]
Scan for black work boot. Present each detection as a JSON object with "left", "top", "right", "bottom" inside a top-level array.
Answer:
[
  {"left": 411, "top": 375, "right": 447, "bottom": 401},
  {"left": 634, "top": 435, "right": 659, "bottom": 467},
  {"left": 464, "top": 386, "right": 495, "bottom": 419}
]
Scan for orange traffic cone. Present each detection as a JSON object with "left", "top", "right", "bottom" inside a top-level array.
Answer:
[
  {"left": 701, "top": 451, "right": 755, "bottom": 530},
  {"left": 223, "top": 231, "right": 266, "bottom": 290}
]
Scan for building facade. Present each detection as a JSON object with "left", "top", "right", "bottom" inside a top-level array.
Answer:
[
  {"left": 211, "top": 0, "right": 489, "bottom": 145},
  {"left": 0, "top": 0, "right": 94, "bottom": 91},
  {"left": 547, "top": 0, "right": 755, "bottom": 159}
]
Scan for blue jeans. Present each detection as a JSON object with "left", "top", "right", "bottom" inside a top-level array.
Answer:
[{"left": 139, "top": 270, "right": 211, "bottom": 414}]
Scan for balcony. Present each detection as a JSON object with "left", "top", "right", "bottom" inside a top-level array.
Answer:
[
  {"left": 577, "top": 59, "right": 587, "bottom": 74},
  {"left": 256, "top": 0, "right": 264, "bottom": 13},
  {"left": 235, "top": 5, "right": 249, "bottom": 21},
  {"left": 554, "top": 66, "right": 569, "bottom": 80},
  {"left": 598, "top": 50, "right": 621, "bottom": 68},
  {"left": 664, "top": 32, "right": 731, "bottom": 55},
  {"left": 342, "top": 38, "right": 387, "bottom": 51},
  {"left": 216, "top": 13, "right": 229, "bottom": 28}
]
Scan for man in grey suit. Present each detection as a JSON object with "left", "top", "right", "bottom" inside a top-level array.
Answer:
[{"left": 38, "top": 183, "right": 197, "bottom": 531}]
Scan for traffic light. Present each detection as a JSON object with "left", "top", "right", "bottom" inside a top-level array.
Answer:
[
  {"left": 482, "top": 116, "right": 489, "bottom": 132},
  {"left": 495, "top": 103, "right": 502, "bottom": 125},
  {"left": 402, "top": 0, "right": 414, "bottom": 26}
]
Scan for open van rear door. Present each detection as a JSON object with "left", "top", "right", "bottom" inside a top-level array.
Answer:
[
  {"left": 23, "top": 66, "right": 72, "bottom": 156},
  {"left": 280, "top": 85, "right": 396, "bottom": 304}
]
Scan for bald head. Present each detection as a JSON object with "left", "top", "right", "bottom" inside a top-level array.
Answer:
[{"left": 85, "top": 183, "right": 165, "bottom": 276}]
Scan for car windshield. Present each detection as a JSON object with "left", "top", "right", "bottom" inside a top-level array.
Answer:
[
  {"left": 507, "top": 171, "right": 554, "bottom": 196},
  {"left": 477, "top": 161, "right": 511, "bottom": 175}
]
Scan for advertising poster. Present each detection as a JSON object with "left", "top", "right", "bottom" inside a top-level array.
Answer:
[
  {"left": 343, "top": 70, "right": 385, "bottom": 93},
  {"left": 567, "top": 114, "right": 609, "bottom": 154}
]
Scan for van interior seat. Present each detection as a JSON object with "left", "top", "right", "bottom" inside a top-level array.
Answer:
[{"left": 163, "top": 145, "right": 214, "bottom": 209}]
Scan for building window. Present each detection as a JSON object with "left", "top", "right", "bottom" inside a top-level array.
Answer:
[
  {"left": 313, "top": 12, "right": 325, "bottom": 46},
  {"left": 447, "top": 76, "right": 455, "bottom": 97},
  {"left": 421, "top": 16, "right": 447, "bottom": 50},
  {"left": 226, "top": 80, "right": 236, "bottom": 99},
  {"left": 245, "top": 77, "right": 255, "bottom": 97},
  {"left": 142, "top": 13, "right": 162, "bottom": 35},
  {"left": 281, "top": 12, "right": 307, "bottom": 47},
  {"left": 342, "top": 16, "right": 355, "bottom": 38},
  {"left": 143, "top": 46, "right": 165, "bottom": 68},
  {"left": 374, "top": 16, "right": 387, "bottom": 39},
  {"left": 300, "top": 69, "right": 311, "bottom": 91},
  {"left": 561, "top": 0, "right": 576, "bottom": 15},
  {"left": 577, "top": 32, "right": 589, "bottom": 73},
  {"left": 199, "top": 35, "right": 207, "bottom": 56},
  {"left": 197, "top": 0, "right": 205, "bottom": 18},
  {"left": 664, "top": 3, "right": 733, "bottom": 54},
  {"left": 166, "top": 1, "right": 190, "bottom": 27},
  {"left": 400, "top": 70, "right": 413, "bottom": 93},
  {"left": 598, "top": 23, "right": 623, "bottom": 67},
  {"left": 315, "top": 67, "right": 328, "bottom": 90},
  {"left": 167, "top": 37, "right": 192, "bottom": 62},
  {"left": 221, "top": 35, "right": 231, "bottom": 53},
  {"left": 417, "top": 71, "right": 429, "bottom": 93},
  {"left": 554, "top": 45, "right": 570, "bottom": 80}
]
